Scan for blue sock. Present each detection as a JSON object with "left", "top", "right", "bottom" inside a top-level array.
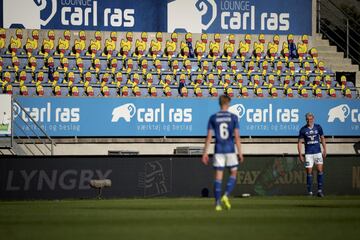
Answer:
[
  {"left": 225, "top": 176, "right": 237, "bottom": 196},
  {"left": 317, "top": 172, "right": 324, "bottom": 192},
  {"left": 306, "top": 174, "right": 313, "bottom": 193},
  {"left": 214, "top": 180, "right": 222, "bottom": 206}
]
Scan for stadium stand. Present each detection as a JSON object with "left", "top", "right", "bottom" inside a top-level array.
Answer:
[{"left": 0, "top": 29, "right": 357, "bottom": 99}]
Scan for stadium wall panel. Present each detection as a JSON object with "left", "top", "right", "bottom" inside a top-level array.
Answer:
[
  {"left": 0, "top": 155, "right": 359, "bottom": 200},
  {"left": 13, "top": 141, "right": 359, "bottom": 155},
  {"left": 0, "top": 0, "right": 312, "bottom": 35}
]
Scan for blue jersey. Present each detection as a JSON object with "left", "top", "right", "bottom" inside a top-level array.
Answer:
[
  {"left": 207, "top": 111, "right": 239, "bottom": 154},
  {"left": 298, "top": 124, "right": 324, "bottom": 154}
]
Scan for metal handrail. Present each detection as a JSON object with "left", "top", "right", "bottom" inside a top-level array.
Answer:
[
  {"left": 318, "top": 1, "right": 360, "bottom": 65},
  {"left": 14, "top": 100, "right": 53, "bottom": 140},
  {"left": 323, "top": 23, "right": 360, "bottom": 64},
  {"left": 320, "top": 21, "right": 346, "bottom": 49},
  {"left": 13, "top": 121, "right": 45, "bottom": 155},
  {"left": 14, "top": 113, "right": 51, "bottom": 154},
  {"left": 320, "top": 25, "right": 360, "bottom": 66},
  {"left": 320, "top": 3, "right": 360, "bottom": 39},
  {"left": 317, "top": 0, "right": 360, "bottom": 63},
  {"left": 326, "top": 0, "right": 360, "bottom": 29},
  {"left": 13, "top": 99, "right": 55, "bottom": 155},
  {"left": 320, "top": 20, "right": 360, "bottom": 66},
  {"left": 320, "top": 19, "right": 360, "bottom": 57},
  {"left": 322, "top": 2, "right": 360, "bottom": 39},
  {"left": 347, "top": 53, "right": 360, "bottom": 66}
]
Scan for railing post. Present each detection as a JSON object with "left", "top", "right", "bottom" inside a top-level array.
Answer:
[
  {"left": 318, "top": 0, "right": 321, "bottom": 33},
  {"left": 346, "top": 18, "right": 349, "bottom": 58},
  {"left": 11, "top": 95, "right": 14, "bottom": 150},
  {"left": 51, "top": 140, "right": 54, "bottom": 156}
]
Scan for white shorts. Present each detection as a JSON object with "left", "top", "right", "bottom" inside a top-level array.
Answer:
[
  {"left": 305, "top": 153, "right": 323, "bottom": 168},
  {"left": 213, "top": 153, "right": 239, "bottom": 170}
]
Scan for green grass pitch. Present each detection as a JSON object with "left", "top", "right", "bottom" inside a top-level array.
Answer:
[{"left": 1, "top": 196, "right": 360, "bottom": 240}]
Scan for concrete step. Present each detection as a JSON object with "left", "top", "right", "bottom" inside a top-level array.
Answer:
[
  {"left": 313, "top": 45, "right": 337, "bottom": 52},
  {"left": 328, "top": 64, "right": 359, "bottom": 72},
  {"left": 0, "top": 148, "right": 15, "bottom": 155},
  {"left": 310, "top": 41, "right": 330, "bottom": 47},
  {"left": 12, "top": 141, "right": 30, "bottom": 155},
  {"left": 317, "top": 56, "right": 357, "bottom": 69},
  {"left": 314, "top": 38, "right": 330, "bottom": 45},
  {"left": 314, "top": 34, "right": 328, "bottom": 42},
  {"left": 342, "top": 58, "right": 353, "bottom": 65},
  {"left": 332, "top": 58, "right": 353, "bottom": 65},
  {"left": 320, "top": 57, "right": 353, "bottom": 66},
  {"left": 312, "top": 33, "right": 360, "bottom": 88},
  {"left": 317, "top": 51, "right": 344, "bottom": 58}
]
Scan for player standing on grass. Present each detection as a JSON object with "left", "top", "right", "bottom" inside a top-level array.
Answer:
[
  {"left": 298, "top": 112, "right": 327, "bottom": 197},
  {"left": 202, "top": 95, "right": 244, "bottom": 211}
]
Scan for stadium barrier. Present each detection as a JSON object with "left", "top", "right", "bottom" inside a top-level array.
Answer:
[{"left": 0, "top": 155, "right": 359, "bottom": 200}]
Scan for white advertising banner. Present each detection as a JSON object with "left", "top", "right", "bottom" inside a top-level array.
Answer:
[{"left": 0, "top": 95, "right": 12, "bottom": 135}]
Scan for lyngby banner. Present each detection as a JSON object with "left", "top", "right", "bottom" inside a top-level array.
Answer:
[
  {"left": 14, "top": 97, "right": 360, "bottom": 137},
  {"left": 1, "top": 0, "right": 312, "bottom": 35},
  {"left": 0, "top": 155, "right": 359, "bottom": 199}
]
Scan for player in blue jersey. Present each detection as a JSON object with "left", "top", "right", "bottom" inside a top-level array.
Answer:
[
  {"left": 298, "top": 112, "right": 327, "bottom": 197},
  {"left": 202, "top": 95, "right": 244, "bottom": 211}
]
